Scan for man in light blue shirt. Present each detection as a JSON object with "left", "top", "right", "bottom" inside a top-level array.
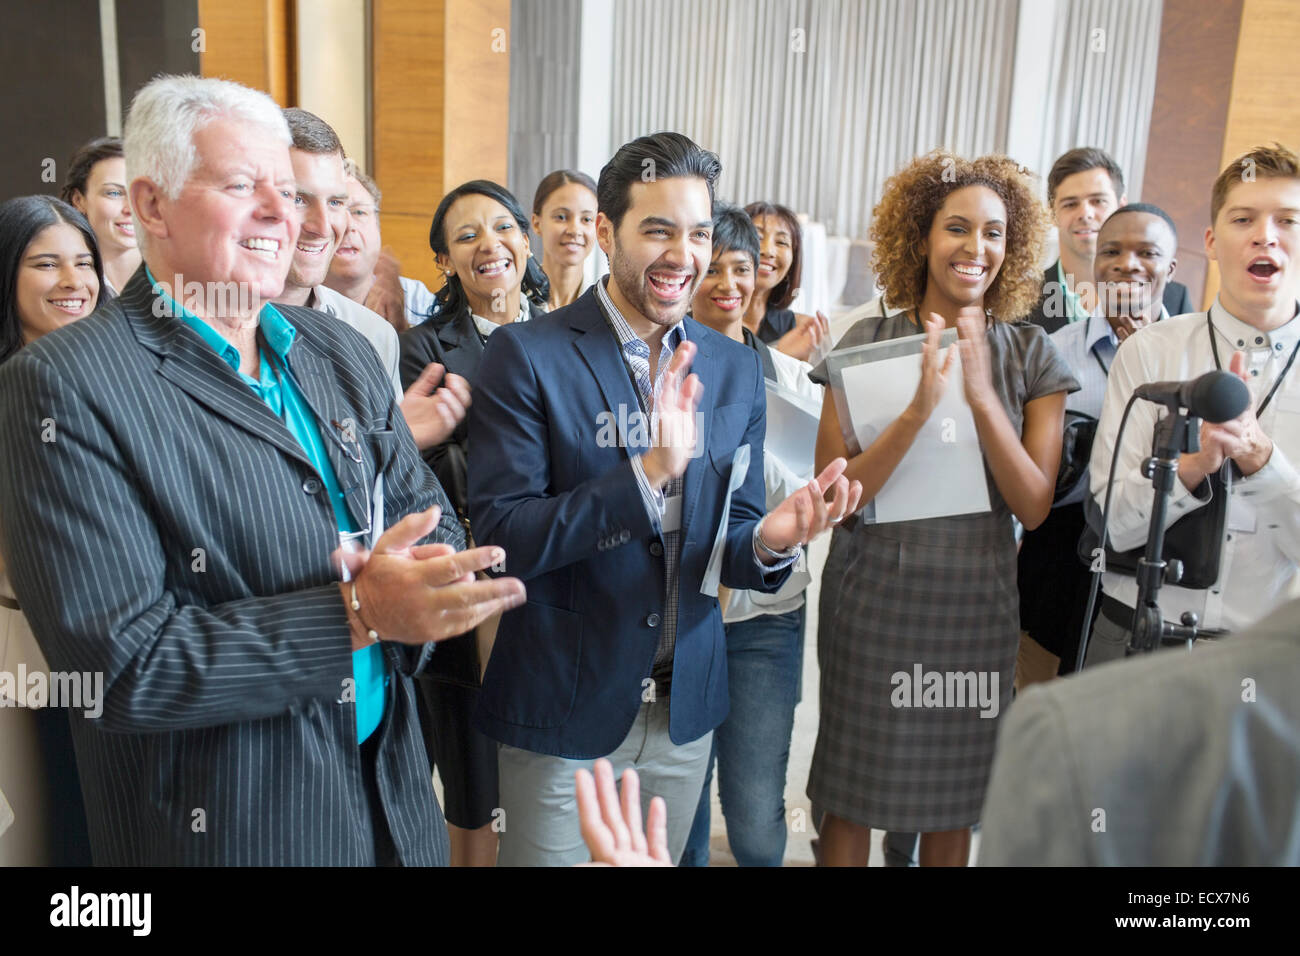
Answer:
[{"left": 1018, "top": 203, "right": 1179, "bottom": 681}]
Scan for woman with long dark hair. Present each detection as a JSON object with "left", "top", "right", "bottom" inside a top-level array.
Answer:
[
  {"left": 0, "top": 194, "right": 101, "bottom": 864},
  {"left": 808, "top": 154, "right": 1077, "bottom": 866},
  {"left": 743, "top": 201, "right": 829, "bottom": 361},
  {"left": 398, "top": 180, "right": 547, "bottom": 866}
]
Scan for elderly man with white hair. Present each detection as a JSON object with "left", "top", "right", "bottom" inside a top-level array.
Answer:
[{"left": 0, "top": 74, "right": 525, "bottom": 866}]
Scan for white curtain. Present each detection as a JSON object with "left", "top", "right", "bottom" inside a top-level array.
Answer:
[
  {"left": 508, "top": 0, "right": 583, "bottom": 208},
  {"left": 1033, "top": 0, "right": 1163, "bottom": 200},
  {"left": 610, "top": 0, "right": 1019, "bottom": 239}
]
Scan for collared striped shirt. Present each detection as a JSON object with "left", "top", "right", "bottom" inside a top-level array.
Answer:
[{"left": 594, "top": 277, "right": 686, "bottom": 687}]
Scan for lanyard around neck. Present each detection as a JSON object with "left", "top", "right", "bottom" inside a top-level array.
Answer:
[{"left": 1207, "top": 307, "right": 1300, "bottom": 417}]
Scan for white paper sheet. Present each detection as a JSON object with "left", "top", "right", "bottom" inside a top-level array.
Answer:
[
  {"left": 700, "top": 443, "right": 751, "bottom": 597},
  {"left": 839, "top": 347, "right": 991, "bottom": 523},
  {"left": 764, "top": 380, "right": 822, "bottom": 482}
]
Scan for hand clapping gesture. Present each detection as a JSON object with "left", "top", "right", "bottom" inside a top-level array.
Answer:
[
  {"left": 1181, "top": 350, "right": 1273, "bottom": 486},
  {"left": 336, "top": 506, "right": 525, "bottom": 648},
  {"left": 955, "top": 307, "right": 999, "bottom": 414},
  {"left": 642, "top": 341, "right": 704, "bottom": 487},
  {"left": 400, "top": 362, "right": 472, "bottom": 451},
  {"left": 774, "top": 310, "right": 832, "bottom": 363},
  {"left": 756, "top": 457, "right": 863, "bottom": 558},
  {"left": 908, "top": 313, "right": 958, "bottom": 421}
]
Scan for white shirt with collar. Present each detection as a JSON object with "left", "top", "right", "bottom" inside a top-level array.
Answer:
[
  {"left": 1090, "top": 297, "right": 1300, "bottom": 632},
  {"left": 399, "top": 275, "right": 437, "bottom": 327},
  {"left": 309, "top": 284, "right": 403, "bottom": 402},
  {"left": 470, "top": 304, "right": 528, "bottom": 339}
]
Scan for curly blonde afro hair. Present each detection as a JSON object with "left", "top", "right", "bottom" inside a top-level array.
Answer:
[{"left": 869, "top": 152, "right": 1049, "bottom": 321}]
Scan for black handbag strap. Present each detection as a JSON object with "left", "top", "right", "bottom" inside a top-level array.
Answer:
[{"left": 1207, "top": 306, "right": 1300, "bottom": 417}]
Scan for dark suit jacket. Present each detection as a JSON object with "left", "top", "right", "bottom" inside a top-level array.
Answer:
[
  {"left": 466, "top": 288, "right": 791, "bottom": 758},
  {"left": 1026, "top": 261, "right": 1195, "bottom": 333},
  {"left": 397, "top": 303, "right": 541, "bottom": 689},
  {"left": 0, "top": 267, "right": 463, "bottom": 865},
  {"left": 398, "top": 301, "right": 546, "bottom": 522}
]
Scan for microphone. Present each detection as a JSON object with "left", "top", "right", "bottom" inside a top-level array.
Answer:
[{"left": 1134, "top": 370, "right": 1250, "bottom": 423}]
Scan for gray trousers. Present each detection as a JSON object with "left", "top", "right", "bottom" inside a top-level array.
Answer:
[
  {"left": 1083, "top": 604, "right": 1132, "bottom": 668},
  {"left": 496, "top": 698, "right": 713, "bottom": 866},
  {"left": 1084, "top": 600, "right": 1220, "bottom": 668}
]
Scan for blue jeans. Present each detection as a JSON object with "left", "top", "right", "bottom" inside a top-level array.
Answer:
[{"left": 680, "top": 605, "right": 805, "bottom": 866}]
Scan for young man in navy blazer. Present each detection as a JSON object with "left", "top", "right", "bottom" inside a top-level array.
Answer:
[{"left": 468, "top": 132, "right": 860, "bottom": 865}]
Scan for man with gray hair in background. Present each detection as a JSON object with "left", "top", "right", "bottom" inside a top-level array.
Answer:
[
  {"left": 0, "top": 74, "right": 525, "bottom": 865},
  {"left": 325, "top": 159, "right": 439, "bottom": 330}
]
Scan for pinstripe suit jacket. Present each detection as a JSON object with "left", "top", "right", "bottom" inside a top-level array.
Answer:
[{"left": 0, "top": 268, "right": 463, "bottom": 865}]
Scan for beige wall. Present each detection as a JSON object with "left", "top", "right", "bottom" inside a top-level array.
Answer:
[
  {"left": 373, "top": 0, "right": 510, "bottom": 290},
  {"left": 1204, "top": 0, "right": 1300, "bottom": 306},
  {"left": 296, "top": 0, "right": 369, "bottom": 164}
]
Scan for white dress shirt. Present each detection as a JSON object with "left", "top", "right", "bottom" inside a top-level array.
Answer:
[
  {"left": 1090, "top": 297, "right": 1300, "bottom": 632},
  {"left": 724, "top": 345, "right": 821, "bottom": 623},
  {"left": 400, "top": 275, "right": 438, "bottom": 326},
  {"left": 310, "top": 284, "right": 403, "bottom": 402}
]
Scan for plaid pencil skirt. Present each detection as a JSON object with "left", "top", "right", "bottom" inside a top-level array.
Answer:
[{"left": 808, "top": 514, "right": 1019, "bottom": 832}]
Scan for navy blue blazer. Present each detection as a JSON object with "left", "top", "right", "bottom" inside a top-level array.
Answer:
[{"left": 467, "top": 287, "right": 791, "bottom": 758}]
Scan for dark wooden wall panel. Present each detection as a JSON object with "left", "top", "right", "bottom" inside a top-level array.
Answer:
[
  {"left": 116, "top": 0, "right": 201, "bottom": 117},
  {"left": 1141, "top": 0, "right": 1244, "bottom": 309},
  {"left": 0, "top": 0, "right": 105, "bottom": 201}
]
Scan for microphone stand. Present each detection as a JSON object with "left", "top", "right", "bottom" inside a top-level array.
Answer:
[{"left": 1128, "top": 407, "right": 1204, "bottom": 654}]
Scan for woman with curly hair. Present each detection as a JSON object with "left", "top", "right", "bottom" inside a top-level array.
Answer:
[{"left": 807, "top": 153, "right": 1078, "bottom": 866}]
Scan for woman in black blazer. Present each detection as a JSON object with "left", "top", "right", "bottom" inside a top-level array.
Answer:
[
  {"left": 398, "top": 180, "right": 548, "bottom": 866},
  {"left": 0, "top": 195, "right": 100, "bottom": 865}
]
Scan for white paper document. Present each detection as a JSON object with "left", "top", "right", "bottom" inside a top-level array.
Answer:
[
  {"left": 700, "top": 443, "right": 751, "bottom": 597},
  {"left": 838, "top": 343, "right": 991, "bottom": 523},
  {"left": 764, "top": 380, "right": 822, "bottom": 482}
]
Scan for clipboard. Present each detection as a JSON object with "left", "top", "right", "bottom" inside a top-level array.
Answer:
[{"left": 824, "top": 329, "right": 991, "bottom": 524}]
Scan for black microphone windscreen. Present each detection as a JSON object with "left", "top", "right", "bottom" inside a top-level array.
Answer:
[{"left": 1191, "top": 370, "right": 1251, "bottom": 423}]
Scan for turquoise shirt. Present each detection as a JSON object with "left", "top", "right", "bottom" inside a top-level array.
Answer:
[
  {"left": 147, "top": 268, "right": 387, "bottom": 742},
  {"left": 1056, "top": 260, "right": 1092, "bottom": 325}
]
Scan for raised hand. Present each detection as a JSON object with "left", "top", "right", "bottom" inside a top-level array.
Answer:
[
  {"left": 774, "top": 311, "right": 832, "bottom": 362},
  {"left": 641, "top": 340, "right": 704, "bottom": 488},
  {"left": 399, "top": 362, "right": 472, "bottom": 451},
  {"left": 575, "top": 759, "right": 671, "bottom": 867},
  {"left": 1107, "top": 310, "right": 1154, "bottom": 344},
  {"left": 364, "top": 246, "right": 410, "bottom": 332},
  {"left": 757, "top": 456, "right": 863, "bottom": 556},
  {"left": 955, "top": 307, "right": 998, "bottom": 413},
  {"left": 340, "top": 506, "right": 525, "bottom": 648},
  {"left": 1179, "top": 351, "right": 1273, "bottom": 487},
  {"left": 908, "top": 313, "right": 957, "bottom": 421}
]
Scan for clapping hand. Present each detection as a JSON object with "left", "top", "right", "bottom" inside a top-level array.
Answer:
[
  {"left": 641, "top": 341, "right": 704, "bottom": 487},
  {"left": 400, "top": 362, "right": 472, "bottom": 451},
  {"left": 337, "top": 506, "right": 525, "bottom": 648},
  {"left": 365, "top": 247, "right": 410, "bottom": 332},
  {"left": 1182, "top": 350, "right": 1273, "bottom": 485},
  {"left": 756, "top": 457, "right": 863, "bottom": 557},
  {"left": 908, "top": 313, "right": 957, "bottom": 420},
  {"left": 955, "top": 307, "right": 998, "bottom": 413},
  {"left": 774, "top": 311, "right": 832, "bottom": 362}
]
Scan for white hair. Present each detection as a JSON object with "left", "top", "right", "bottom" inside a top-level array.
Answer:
[{"left": 123, "top": 74, "right": 290, "bottom": 201}]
